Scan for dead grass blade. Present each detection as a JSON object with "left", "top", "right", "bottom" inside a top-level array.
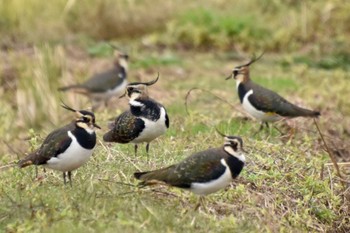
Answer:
[
  {"left": 0, "top": 162, "right": 17, "bottom": 172},
  {"left": 313, "top": 118, "right": 345, "bottom": 187},
  {"left": 97, "top": 178, "right": 138, "bottom": 188},
  {"left": 2, "top": 140, "right": 22, "bottom": 160},
  {"left": 184, "top": 87, "right": 245, "bottom": 116}
]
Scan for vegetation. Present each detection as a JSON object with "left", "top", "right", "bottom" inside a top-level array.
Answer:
[{"left": 1, "top": 0, "right": 349, "bottom": 232}]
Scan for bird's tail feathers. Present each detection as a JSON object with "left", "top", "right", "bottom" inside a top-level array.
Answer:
[
  {"left": 294, "top": 106, "right": 320, "bottom": 117},
  {"left": 134, "top": 171, "right": 149, "bottom": 180},
  {"left": 103, "top": 130, "right": 115, "bottom": 142},
  {"left": 58, "top": 84, "right": 86, "bottom": 93},
  {"left": 18, "top": 153, "right": 36, "bottom": 168},
  {"left": 17, "top": 158, "right": 33, "bottom": 168},
  {"left": 134, "top": 166, "right": 172, "bottom": 182}
]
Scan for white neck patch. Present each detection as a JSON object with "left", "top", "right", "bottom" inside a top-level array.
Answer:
[
  {"left": 245, "top": 89, "right": 253, "bottom": 97},
  {"left": 129, "top": 92, "right": 144, "bottom": 107},
  {"left": 236, "top": 78, "right": 243, "bottom": 90},
  {"left": 224, "top": 146, "right": 246, "bottom": 163},
  {"left": 129, "top": 100, "right": 144, "bottom": 107}
]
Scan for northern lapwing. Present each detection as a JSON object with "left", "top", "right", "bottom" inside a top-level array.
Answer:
[
  {"left": 226, "top": 53, "right": 320, "bottom": 131},
  {"left": 103, "top": 74, "right": 169, "bottom": 156},
  {"left": 18, "top": 102, "right": 100, "bottom": 186},
  {"left": 58, "top": 50, "right": 128, "bottom": 109},
  {"left": 134, "top": 130, "right": 246, "bottom": 208}
]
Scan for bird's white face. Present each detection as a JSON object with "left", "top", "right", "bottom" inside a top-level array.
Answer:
[
  {"left": 129, "top": 90, "right": 142, "bottom": 101},
  {"left": 60, "top": 103, "right": 100, "bottom": 132},
  {"left": 125, "top": 85, "right": 148, "bottom": 108},
  {"left": 119, "top": 84, "right": 147, "bottom": 100},
  {"left": 119, "top": 57, "right": 128, "bottom": 71},
  {"left": 223, "top": 136, "right": 246, "bottom": 162},
  {"left": 233, "top": 66, "right": 249, "bottom": 84},
  {"left": 75, "top": 111, "right": 100, "bottom": 132},
  {"left": 77, "top": 122, "right": 95, "bottom": 133},
  {"left": 126, "top": 85, "right": 146, "bottom": 99},
  {"left": 115, "top": 51, "right": 129, "bottom": 71}
]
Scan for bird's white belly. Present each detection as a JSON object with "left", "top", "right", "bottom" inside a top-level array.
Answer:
[
  {"left": 45, "top": 131, "right": 93, "bottom": 172},
  {"left": 242, "top": 89, "right": 281, "bottom": 122},
  {"left": 92, "top": 79, "right": 128, "bottom": 100},
  {"left": 190, "top": 159, "right": 233, "bottom": 195},
  {"left": 132, "top": 107, "right": 167, "bottom": 143}
]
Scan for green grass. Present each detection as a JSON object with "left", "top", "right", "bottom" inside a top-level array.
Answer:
[
  {"left": 1, "top": 124, "right": 345, "bottom": 232},
  {"left": 2, "top": 0, "right": 350, "bottom": 56},
  {"left": 0, "top": 0, "right": 183, "bottom": 44},
  {"left": 132, "top": 52, "right": 182, "bottom": 69},
  {"left": 1, "top": 49, "right": 350, "bottom": 232},
  {"left": 1, "top": 0, "right": 350, "bottom": 232}
]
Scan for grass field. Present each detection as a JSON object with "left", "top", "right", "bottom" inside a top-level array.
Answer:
[{"left": 1, "top": 1, "right": 350, "bottom": 232}]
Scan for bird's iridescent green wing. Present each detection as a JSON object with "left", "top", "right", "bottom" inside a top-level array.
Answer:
[
  {"left": 140, "top": 148, "right": 227, "bottom": 188},
  {"left": 248, "top": 83, "right": 293, "bottom": 114},
  {"left": 103, "top": 111, "right": 145, "bottom": 143},
  {"left": 83, "top": 67, "right": 126, "bottom": 92},
  {"left": 21, "top": 123, "right": 74, "bottom": 165},
  {"left": 250, "top": 83, "right": 317, "bottom": 117}
]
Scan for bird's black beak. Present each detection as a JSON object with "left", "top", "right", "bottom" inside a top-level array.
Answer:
[
  {"left": 225, "top": 74, "right": 232, "bottom": 80},
  {"left": 226, "top": 70, "right": 238, "bottom": 80},
  {"left": 119, "top": 92, "right": 127, "bottom": 98},
  {"left": 93, "top": 123, "right": 101, "bottom": 129}
]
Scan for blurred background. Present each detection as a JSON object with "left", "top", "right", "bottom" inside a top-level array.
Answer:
[{"left": 1, "top": 0, "right": 350, "bottom": 157}]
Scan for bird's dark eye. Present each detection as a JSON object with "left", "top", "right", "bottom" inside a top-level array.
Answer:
[
  {"left": 83, "top": 116, "right": 89, "bottom": 122},
  {"left": 231, "top": 141, "right": 238, "bottom": 150},
  {"left": 128, "top": 87, "right": 134, "bottom": 92},
  {"left": 233, "top": 70, "right": 238, "bottom": 76}
]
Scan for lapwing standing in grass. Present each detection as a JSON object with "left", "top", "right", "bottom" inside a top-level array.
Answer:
[
  {"left": 226, "top": 53, "right": 320, "bottom": 131},
  {"left": 18, "top": 103, "right": 100, "bottom": 186},
  {"left": 58, "top": 50, "right": 128, "bottom": 110},
  {"left": 134, "top": 130, "right": 245, "bottom": 209},
  {"left": 103, "top": 74, "right": 169, "bottom": 156}
]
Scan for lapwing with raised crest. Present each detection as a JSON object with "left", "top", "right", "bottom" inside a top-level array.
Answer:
[
  {"left": 226, "top": 53, "right": 320, "bottom": 131},
  {"left": 103, "top": 73, "right": 169, "bottom": 156},
  {"left": 58, "top": 46, "right": 128, "bottom": 109},
  {"left": 18, "top": 102, "right": 100, "bottom": 186},
  {"left": 134, "top": 129, "right": 246, "bottom": 209}
]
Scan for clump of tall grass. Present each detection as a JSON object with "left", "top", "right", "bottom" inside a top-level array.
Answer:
[
  {"left": 0, "top": 0, "right": 184, "bottom": 44},
  {"left": 1, "top": 0, "right": 350, "bottom": 56},
  {"left": 157, "top": 7, "right": 268, "bottom": 51},
  {"left": 15, "top": 45, "right": 66, "bottom": 129},
  {"left": 64, "top": 0, "right": 182, "bottom": 40},
  {"left": 148, "top": 1, "right": 350, "bottom": 53},
  {"left": 0, "top": 0, "right": 67, "bottom": 43}
]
